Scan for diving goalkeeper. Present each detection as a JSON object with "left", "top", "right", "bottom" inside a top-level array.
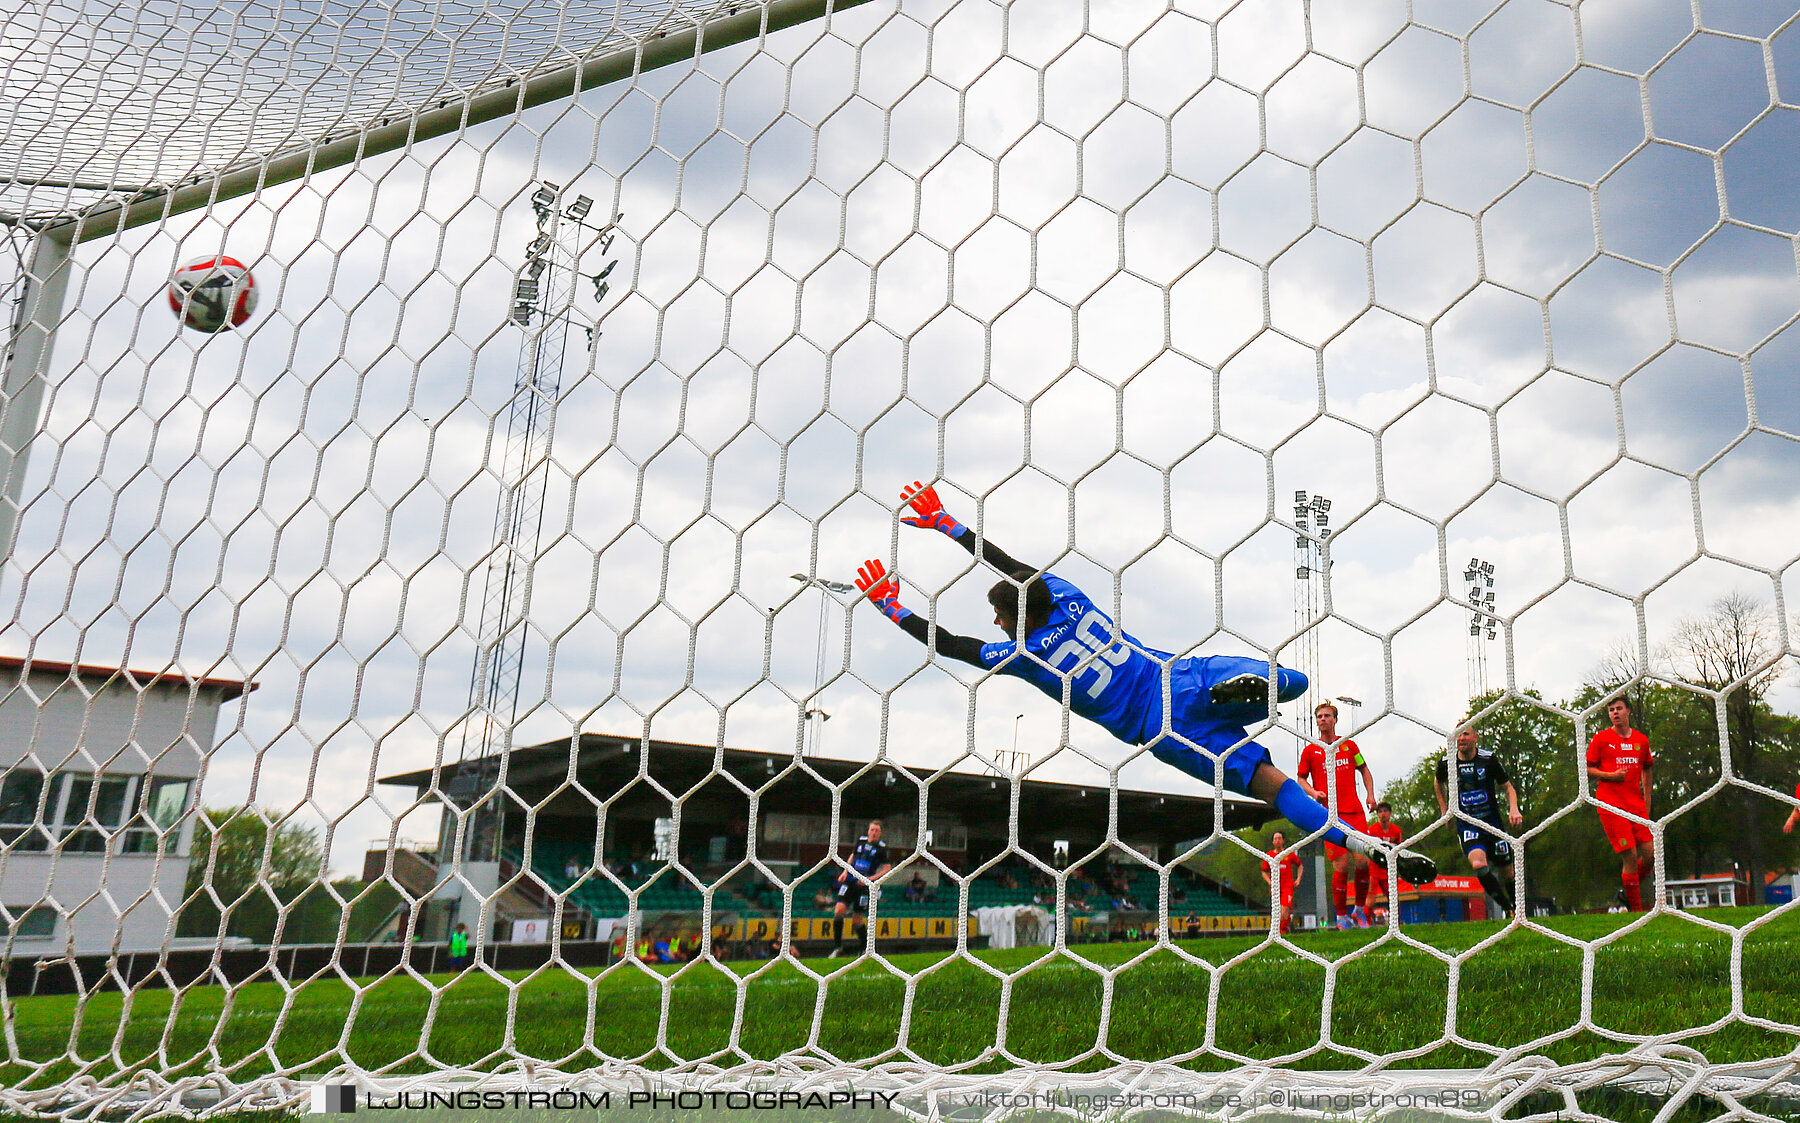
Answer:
[{"left": 855, "top": 482, "right": 1435, "bottom": 885}]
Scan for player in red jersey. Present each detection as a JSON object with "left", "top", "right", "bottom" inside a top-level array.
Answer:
[
  {"left": 1784, "top": 780, "right": 1799, "bottom": 835},
  {"left": 1586, "top": 696, "right": 1655, "bottom": 911},
  {"left": 1297, "top": 701, "right": 1377, "bottom": 929},
  {"left": 1262, "top": 830, "right": 1304, "bottom": 935},
  {"left": 1364, "top": 801, "right": 1404, "bottom": 923}
]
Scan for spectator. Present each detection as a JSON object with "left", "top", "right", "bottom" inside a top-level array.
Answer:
[
  {"left": 651, "top": 933, "right": 685, "bottom": 963},
  {"left": 564, "top": 857, "right": 583, "bottom": 880},
  {"left": 447, "top": 923, "right": 471, "bottom": 971},
  {"left": 906, "top": 872, "right": 929, "bottom": 902}
]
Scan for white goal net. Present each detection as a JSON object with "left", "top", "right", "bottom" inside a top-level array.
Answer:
[{"left": 4, "top": 0, "right": 1800, "bottom": 1117}]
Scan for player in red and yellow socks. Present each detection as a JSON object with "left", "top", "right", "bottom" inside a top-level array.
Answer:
[
  {"left": 1364, "top": 801, "right": 1404, "bottom": 923},
  {"left": 1587, "top": 696, "right": 1654, "bottom": 911},
  {"left": 1262, "top": 830, "right": 1303, "bottom": 935},
  {"left": 1298, "top": 701, "right": 1377, "bottom": 928}
]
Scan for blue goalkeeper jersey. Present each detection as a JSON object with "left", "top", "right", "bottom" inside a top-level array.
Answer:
[{"left": 978, "top": 574, "right": 1169, "bottom": 744}]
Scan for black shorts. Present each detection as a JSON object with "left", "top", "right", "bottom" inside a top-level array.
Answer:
[
  {"left": 1458, "top": 819, "right": 1513, "bottom": 867},
  {"left": 834, "top": 879, "right": 869, "bottom": 913}
]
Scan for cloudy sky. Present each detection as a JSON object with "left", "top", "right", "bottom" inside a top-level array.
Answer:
[{"left": 3, "top": 0, "right": 1799, "bottom": 876}]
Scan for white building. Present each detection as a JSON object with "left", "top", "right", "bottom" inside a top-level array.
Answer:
[
  {"left": 0, "top": 656, "right": 249, "bottom": 955},
  {"left": 1664, "top": 872, "right": 1751, "bottom": 910}
]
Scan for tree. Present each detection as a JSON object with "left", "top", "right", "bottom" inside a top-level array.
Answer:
[
  {"left": 1381, "top": 690, "right": 1609, "bottom": 909},
  {"left": 1668, "top": 592, "right": 1789, "bottom": 901},
  {"left": 178, "top": 805, "right": 328, "bottom": 943}
]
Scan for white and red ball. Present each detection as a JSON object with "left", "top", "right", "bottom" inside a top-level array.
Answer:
[{"left": 167, "top": 255, "right": 257, "bottom": 333}]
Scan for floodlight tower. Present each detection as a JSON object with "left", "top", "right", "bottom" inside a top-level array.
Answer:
[
  {"left": 991, "top": 712, "right": 1029, "bottom": 778},
  {"left": 1292, "top": 491, "right": 1332, "bottom": 741},
  {"left": 789, "top": 573, "right": 855, "bottom": 756},
  {"left": 1464, "top": 558, "right": 1498, "bottom": 700},
  {"left": 448, "top": 182, "right": 623, "bottom": 864}
]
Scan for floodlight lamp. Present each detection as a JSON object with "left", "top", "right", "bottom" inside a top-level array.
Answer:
[
  {"left": 567, "top": 195, "right": 593, "bottom": 219},
  {"left": 531, "top": 184, "right": 559, "bottom": 207}
]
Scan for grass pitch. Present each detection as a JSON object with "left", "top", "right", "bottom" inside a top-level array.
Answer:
[{"left": 6, "top": 908, "right": 1798, "bottom": 1092}]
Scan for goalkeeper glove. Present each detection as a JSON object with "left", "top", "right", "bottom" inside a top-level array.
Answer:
[
  {"left": 855, "top": 559, "right": 912, "bottom": 624},
  {"left": 899, "top": 480, "right": 965, "bottom": 538}
]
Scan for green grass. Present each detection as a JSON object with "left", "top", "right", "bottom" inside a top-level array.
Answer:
[{"left": 7, "top": 908, "right": 1799, "bottom": 1095}]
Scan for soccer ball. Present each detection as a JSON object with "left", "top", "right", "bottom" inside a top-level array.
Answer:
[{"left": 167, "top": 255, "right": 257, "bottom": 333}]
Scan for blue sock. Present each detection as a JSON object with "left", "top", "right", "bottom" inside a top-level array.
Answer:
[{"left": 1275, "top": 778, "right": 1350, "bottom": 848}]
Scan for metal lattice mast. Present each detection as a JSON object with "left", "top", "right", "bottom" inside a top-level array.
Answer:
[
  {"left": 1464, "top": 558, "right": 1498, "bottom": 701},
  {"left": 1292, "top": 490, "right": 1331, "bottom": 743},
  {"left": 453, "top": 183, "right": 620, "bottom": 859}
]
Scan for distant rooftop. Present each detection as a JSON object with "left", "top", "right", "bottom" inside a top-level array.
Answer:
[{"left": 0, "top": 655, "right": 253, "bottom": 702}]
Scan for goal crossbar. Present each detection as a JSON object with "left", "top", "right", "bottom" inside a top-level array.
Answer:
[{"left": 29, "top": 0, "right": 871, "bottom": 244}]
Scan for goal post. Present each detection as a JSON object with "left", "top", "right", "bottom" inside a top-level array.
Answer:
[{"left": 3, "top": 0, "right": 1799, "bottom": 1117}]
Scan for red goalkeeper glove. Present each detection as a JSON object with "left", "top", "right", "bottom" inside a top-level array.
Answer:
[
  {"left": 899, "top": 480, "right": 965, "bottom": 538},
  {"left": 855, "top": 559, "right": 912, "bottom": 624}
]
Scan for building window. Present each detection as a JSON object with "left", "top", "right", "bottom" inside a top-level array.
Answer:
[
  {"left": 0, "top": 905, "right": 56, "bottom": 940},
  {"left": 60, "top": 773, "right": 133, "bottom": 852},
  {"left": 121, "top": 777, "right": 193, "bottom": 854},
  {"left": 0, "top": 770, "right": 191, "bottom": 856},
  {"left": 0, "top": 767, "right": 49, "bottom": 851}
]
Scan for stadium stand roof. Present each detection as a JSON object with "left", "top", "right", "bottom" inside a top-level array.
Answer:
[
  {"left": 0, "top": 655, "right": 253, "bottom": 700},
  {"left": 378, "top": 733, "right": 1277, "bottom": 850}
]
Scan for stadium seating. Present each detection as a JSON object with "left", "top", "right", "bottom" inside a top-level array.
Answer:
[{"left": 516, "top": 842, "right": 1253, "bottom": 923}]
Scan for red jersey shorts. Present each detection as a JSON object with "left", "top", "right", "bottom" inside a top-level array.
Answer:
[
  {"left": 1597, "top": 802, "right": 1652, "bottom": 852},
  {"left": 1325, "top": 808, "right": 1370, "bottom": 861}
]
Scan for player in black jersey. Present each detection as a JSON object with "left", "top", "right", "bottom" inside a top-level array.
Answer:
[
  {"left": 830, "top": 819, "right": 892, "bottom": 956},
  {"left": 1434, "top": 726, "right": 1524, "bottom": 918}
]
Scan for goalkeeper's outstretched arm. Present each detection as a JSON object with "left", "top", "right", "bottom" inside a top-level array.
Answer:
[
  {"left": 899, "top": 480, "right": 1037, "bottom": 584},
  {"left": 854, "top": 558, "right": 986, "bottom": 668}
]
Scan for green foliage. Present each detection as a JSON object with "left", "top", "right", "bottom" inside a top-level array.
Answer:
[
  {"left": 177, "top": 805, "right": 329, "bottom": 943},
  {"left": 1193, "top": 823, "right": 1323, "bottom": 911},
  {"left": 1372, "top": 592, "right": 1800, "bottom": 913}
]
